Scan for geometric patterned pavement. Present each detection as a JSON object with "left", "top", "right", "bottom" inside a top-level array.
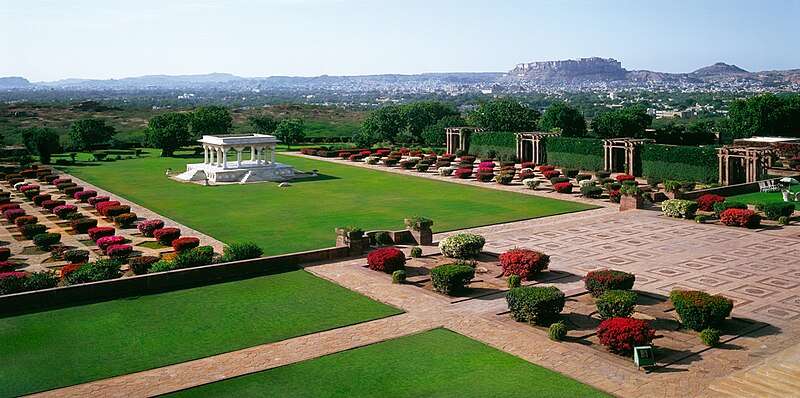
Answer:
[{"left": 475, "top": 209, "right": 800, "bottom": 327}]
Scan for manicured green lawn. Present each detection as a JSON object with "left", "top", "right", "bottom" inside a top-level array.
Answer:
[
  {"left": 728, "top": 190, "right": 795, "bottom": 206},
  {"left": 0, "top": 270, "right": 401, "bottom": 397},
  {"left": 168, "top": 328, "right": 609, "bottom": 398},
  {"left": 59, "top": 150, "right": 596, "bottom": 256}
]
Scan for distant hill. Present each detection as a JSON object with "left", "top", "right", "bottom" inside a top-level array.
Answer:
[
  {"left": 691, "top": 62, "right": 749, "bottom": 77},
  {"left": 0, "top": 77, "right": 31, "bottom": 89}
]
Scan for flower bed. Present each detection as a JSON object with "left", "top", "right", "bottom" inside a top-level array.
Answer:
[
  {"left": 453, "top": 167, "right": 473, "bottom": 179},
  {"left": 366, "top": 247, "right": 406, "bottom": 273},
  {"left": 499, "top": 248, "right": 550, "bottom": 280},
  {"left": 3, "top": 208, "right": 25, "bottom": 222},
  {"left": 542, "top": 170, "right": 561, "bottom": 179}
]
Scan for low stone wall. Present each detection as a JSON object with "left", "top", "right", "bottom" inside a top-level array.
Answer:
[{"left": 0, "top": 245, "right": 354, "bottom": 318}]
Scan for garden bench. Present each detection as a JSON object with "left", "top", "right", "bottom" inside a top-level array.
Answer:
[{"left": 759, "top": 179, "right": 780, "bottom": 192}]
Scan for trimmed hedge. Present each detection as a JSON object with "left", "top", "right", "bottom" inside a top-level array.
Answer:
[
  {"left": 366, "top": 247, "right": 406, "bottom": 273},
  {"left": 641, "top": 144, "right": 718, "bottom": 183},
  {"left": 596, "top": 290, "right": 637, "bottom": 319},
  {"left": 430, "top": 263, "right": 475, "bottom": 295},
  {"left": 506, "top": 285, "right": 565, "bottom": 325},
  {"left": 438, "top": 233, "right": 485, "bottom": 259},
  {"left": 757, "top": 202, "right": 795, "bottom": 220},
  {"left": 543, "top": 137, "right": 604, "bottom": 171},
  {"left": 662, "top": 199, "right": 698, "bottom": 219},
  {"left": 469, "top": 132, "right": 517, "bottom": 161},
  {"left": 585, "top": 269, "right": 635, "bottom": 297},
  {"left": 670, "top": 290, "right": 734, "bottom": 331}
]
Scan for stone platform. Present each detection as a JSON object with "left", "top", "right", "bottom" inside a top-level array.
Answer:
[{"left": 174, "top": 161, "right": 297, "bottom": 184}]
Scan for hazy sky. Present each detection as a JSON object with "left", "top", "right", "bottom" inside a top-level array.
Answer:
[{"left": 2, "top": 0, "right": 798, "bottom": 81}]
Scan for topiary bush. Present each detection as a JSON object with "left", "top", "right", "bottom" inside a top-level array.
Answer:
[
  {"left": 32, "top": 193, "right": 51, "bottom": 206},
  {"left": 14, "top": 215, "right": 37, "bottom": 227},
  {"left": 95, "top": 200, "right": 121, "bottom": 215},
  {"left": 366, "top": 247, "right": 406, "bottom": 273},
  {"left": 103, "top": 205, "right": 131, "bottom": 218},
  {"left": 3, "top": 208, "right": 25, "bottom": 222},
  {"left": 88, "top": 196, "right": 110, "bottom": 206},
  {"left": 553, "top": 182, "right": 573, "bottom": 193},
  {"left": 88, "top": 226, "right": 115, "bottom": 241},
  {"left": 410, "top": 246, "right": 422, "bottom": 258},
  {"left": 129, "top": 256, "right": 160, "bottom": 275},
  {"left": 63, "top": 249, "right": 90, "bottom": 264},
  {"left": 596, "top": 290, "right": 638, "bottom": 319},
  {"left": 97, "top": 235, "right": 125, "bottom": 253},
  {"left": 712, "top": 201, "right": 746, "bottom": 218},
  {"left": 700, "top": 328, "right": 721, "bottom": 347},
  {"left": 580, "top": 185, "right": 603, "bottom": 198},
  {"left": 171, "top": 245, "right": 215, "bottom": 269},
  {"left": 584, "top": 269, "right": 635, "bottom": 297},
  {"left": 499, "top": 248, "right": 550, "bottom": 280},
  {"left": 522, "top": 178, "right": 540, "bottom": 190},
  {"left": 106, "top": 244, "right": 133, "bottom": 259},
  {"left": 53, "top": 204, "right": 78, "bottom": 219},
  {"left": 597, "top": 317, "right": 656, "bottom": 355},
  {"left": 431, "top": 263, "right": 475, "bottom": 295},
  {"left": 391, "top": 270, "right": 406, "bottom": 284},
  {"left": 74, "top": 190, "right": 98, "bottom": 202},
  {"left": 172, "top": 236, "right": 200, "bottom": 253},
  {"left": 662, "top": 199, "right": 698, "bottom": 219},
  {"left": 670, "top": 290, "right": 734, "bottom": 331},
  {"left": 757, "top": 202, "right": 795, "bottom": 220},
  {"left": 506, "top": 285, "right": 565, "bottom": 325},
  {"left": 719, "top": 208, "right": 761, "bottom": 228},
  {"left": 20, "top": 223, "right": 47, "bottom": 239},
  {"left": 548, "top": 321, "right": 567, "bottom": 341},
  {"left": 696, "top": 194, "right": 725, "bottom": 212},
  {"left": 137, "top": 219, "right": 165, "bottom": 237},
  {"left": 438, "top": 233, "right": 485, "bottom": 259},
  {"left": 33, "top": 232, "right": 61, "bottom": 249},
  {"left": 221, "top": 241, "right": 263, "bottom": 262},
  {"left": 153, "top": 227, "right": 181, "bottom": 245},
  {"left": 507, "top": 274, "right": 521, "bottom": 289}
]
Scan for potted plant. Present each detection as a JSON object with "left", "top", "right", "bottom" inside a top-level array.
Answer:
[
  {"left": 619, "top": 184, "right": 645, "bottom": 211},
  {"left": 335, "top": 226, "right": 365, "bottom": 247},
  {"left": 404, "top": 216, "right": 433, "bottom": 245},
  {"left": 662, "top": 180, "right": 682, "bottom": 200}
]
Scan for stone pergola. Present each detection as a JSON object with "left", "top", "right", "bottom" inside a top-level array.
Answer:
[
  {"left": 515, "top": 132, "right": 560, "bottom": 165},
  {"left": 717, "top": 146, "right": 773, "bottom": 186},
  {"left": 200, "top": 134, "right": 277, "bottom": 169},
  {"left": 603, "top": 138, "right": 653, "bottom": 175},
  {"left": 445, "top": 127, "right": 484, "bottom": 155}
]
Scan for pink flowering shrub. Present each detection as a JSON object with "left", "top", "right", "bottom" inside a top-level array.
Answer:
[
  {"left": 88, "top": 196, "right": 110, "bottom": 206},
  {"left": 74, "top": 190, "right": 98, "bottom": 202},
  {"left": 87, "top": 226, "right": 115, "bottom": 241},
  {"left": 137, "top": 219, "right": 165, "bottom": 237},
  {"left": 97, "top": 235, "right": 126, "bottom": 252},
  {"left": 106, "top": 244, "right": 133, "bottom": 258}
]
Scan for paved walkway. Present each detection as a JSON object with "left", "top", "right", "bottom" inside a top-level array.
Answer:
[{"left": 32, "top": 205, "right": 800, "bottom": 397}]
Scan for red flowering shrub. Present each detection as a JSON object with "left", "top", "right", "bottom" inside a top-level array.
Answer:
[
  {"left": 720, "top": 208, "right": 761, "bottom": 228},
  {"left": 585, "top": 269, "right": 635, "bottom": 297},
  {"left": 88, "top": 196, "right": 110, "bottom": 206},
  {"left": 597, "top": 317, "right": 656, "bottom": 355},
  {"left": 454, "top": 167, "right": 473, "bottom": 179},
  {"left": 499, "top": 248, "right": 550, "bottom": 280},
  {"left": 56, "top": 182, "right": 77, "bottom": 191},
  {"left": 520, "top": 162, "right": 535, "bottom": 169},
  {"left": 32, "top": 194, "right": 51, "bottom": 206},
  {"left": 542, "top": 170, "right": 561, "bottom": 179},
  {"left": 97, "top": 235, "right": 126, "bottom": 252},
  {"left": 153, "top": 227, "right": 181, "bottom": 245},
  {"left": 608, "top": 189, "right": 621, "bottom": 203},
  {"left": 366, "top": 247, "right": 406, "bottom": 273},
  {"left": 0, "top": 247, "right": 9, "bottom": 261},
  {"left": 14, "top": 215, "right": 37, "bottom": 227},
  {"left": 338, "top": 151, "right": 351, "bottom": 159},
  {"left": 137, "top": 219, "right": 165, "bottom": 237},
  {"left": 74, "top": 190, "right": 98, "bottom": 202},
  {"left": 172, "top": 236, "right": 201, "bottom": 252},
  {"left": 553, "top": 182, "right": 573, "bottom": 193},
  {"left": 3, "top": 208, "right": 25, "bottom": 222},
  {"left": 95, "top": 201, "right": 121, "bottom": 215},
  {"left": 60, "top": 263, "right": 81, "bottom": 278},
  {"left": 102, "top": 204, "right": 130, "bottom": 218},
  {"left": 0, "top": 203, "right": 19, "bottom": 212},
  {"left": 615, "top": 174, "right": 636, "bottom": 182},
  {"left": 41, "top": 200, "right": 66, "bottom": 211},
  {"left": 518, "top": 168, "right": 535, "bottom": 180},
  {"left": 106, "top": 244, "right": 133, "bottom": 258},
  {"left": 695, "top": 194, "right": 725, "bottom": 211},
  {"left": 19, "top": 184, "right": 39, "bottom": 192},
  {"left": 348, "top": 154, "right": 363, "bottom": 161},
  {"left": 538, "top": 165, "right": 555, "bottom": 172},
  {"left": 64, "top": 186, "right": 84, "bottom": 197},
  {"left": 87, "top": 226, "right": 115, "bottom": 241},
  {"left": 53, "top": 205, "right": 78, "bottom": 219}
]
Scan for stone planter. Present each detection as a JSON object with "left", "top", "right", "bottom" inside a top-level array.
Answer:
[
  {"left": 664, "top": 191, "right": 680, "bottom": 200},
  {"left": 619, "top": 195, "right": 644, "bottom": 211},
  {"left": 404, "top": 218, "right": 433, "bottom": 246},
  {"left": 335, "top": 228, "right": 364, "bottom": 247}
]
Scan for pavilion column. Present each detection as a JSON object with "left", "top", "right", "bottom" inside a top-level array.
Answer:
[
  {"left": 236, "top": 148, "right": 243, "bottom": 168},
  {"left": 256, "top": 147, "right": 262, "bottom": 165},
  {"left": 220, "top": 147, "right": 227, "bottom": 169},
  {"left": 250, "top": 146, "right": 256, "bottom": 161},
  {"left": 203, "top": 145, "right": 209, "bottom": 164},
  {"left": 209, "top": 146, "right": 215, "bottom": 165},
  {"left": 271, "top": 146, "right": 276, "bottom": 163}
]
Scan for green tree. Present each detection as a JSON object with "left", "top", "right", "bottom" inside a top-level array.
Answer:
[
  {"left": 360, "top": 104, "right": 405, "bottom": 143},
  {"left": 401, "top": 101, "right": 459, "bottom": 141},
  {"left": 248, "top": 114, "right": 278, "bottom": 134},
  {"left": 191, "top": 106, "right": 232, "bottom": 136},
  {"left": 421, "top": 115, "right": 467, "bottom": 146},
  {"left": 69, "top": 118, "right": 116, "bottom": 150},
  {"left": 467, "top": 98, "right": 539, "bottom": 132},
  {"left": 590, "top": 105, "right": 652, "bottom": 138},
  {"left": 145, "top": 112, "right": 192, "bottom": 157},
  {"left": 724, "top": 93, "right": 800, "bottom": 139},
  {"left": 538, "top": 102, "right": 587, "bottom": 137},
  {"left": 274, "top": 118, "right": 305, "bottom": 149},
  {"left": 21, "top": 127, "right": 61, "bottom": 164}
]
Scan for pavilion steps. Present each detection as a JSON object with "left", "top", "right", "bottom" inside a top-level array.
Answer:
[{"left": 708, "top": 343, "right": 800, "bottom": 397}]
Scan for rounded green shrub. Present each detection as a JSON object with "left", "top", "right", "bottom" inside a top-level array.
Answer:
[
  {"left": 392, "top": 270, "right": 406, "bottom": 284},
  {"left": 580, "top": 185, "right": 603, "bottom": 199},
  {"left": 33, "top": 232, "right": 61, "bottom": 249},
  {"left": 430, "top": 263, "right": 475, "bottom": 295},
  {"left": 700, "top": 328, "right": 721, "bottom": 347},
  {"left": 66, "top": 259, "right": 122, "bottom": 285},
  {"left": 506, "top": 285, "right": 565, "bottom": 325},
  {"left": 221, "top": 241, "right": 263, "bottom": 262},
  {"left": 662, "top": 199, "right": 698, "bottom": 219},
  {"left": 507, "top": 274, "right": 521, "bottom": 289},
  {"left": 584, "top": 269, "right": 635, "bottom": 297},
  {"left": 438, "top": 233, "right": 485, "bottom": 259},
  {"left": 778, "top": 216, "right": 790, "bottom": 225},
  {"left": 548, "top": 321, "right": 567, "bottom": 341},
  {"left": 410, "top": 246, "right": 422, "bottom": 258},
  {"left": 596, "top": 290, "right": 637, "bottom": 319},
  {"left": 670, "top": 290, "right": 733, "bottom": 331}
]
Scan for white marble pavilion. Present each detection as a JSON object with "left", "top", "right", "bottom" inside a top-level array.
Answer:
[{"left": 174, "top": 134, "right": 297, "bottom": 184}]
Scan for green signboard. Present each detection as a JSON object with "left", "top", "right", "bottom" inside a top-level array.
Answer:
[{"left": 634, "top": 345, "right": 655, "bottom": 368}]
